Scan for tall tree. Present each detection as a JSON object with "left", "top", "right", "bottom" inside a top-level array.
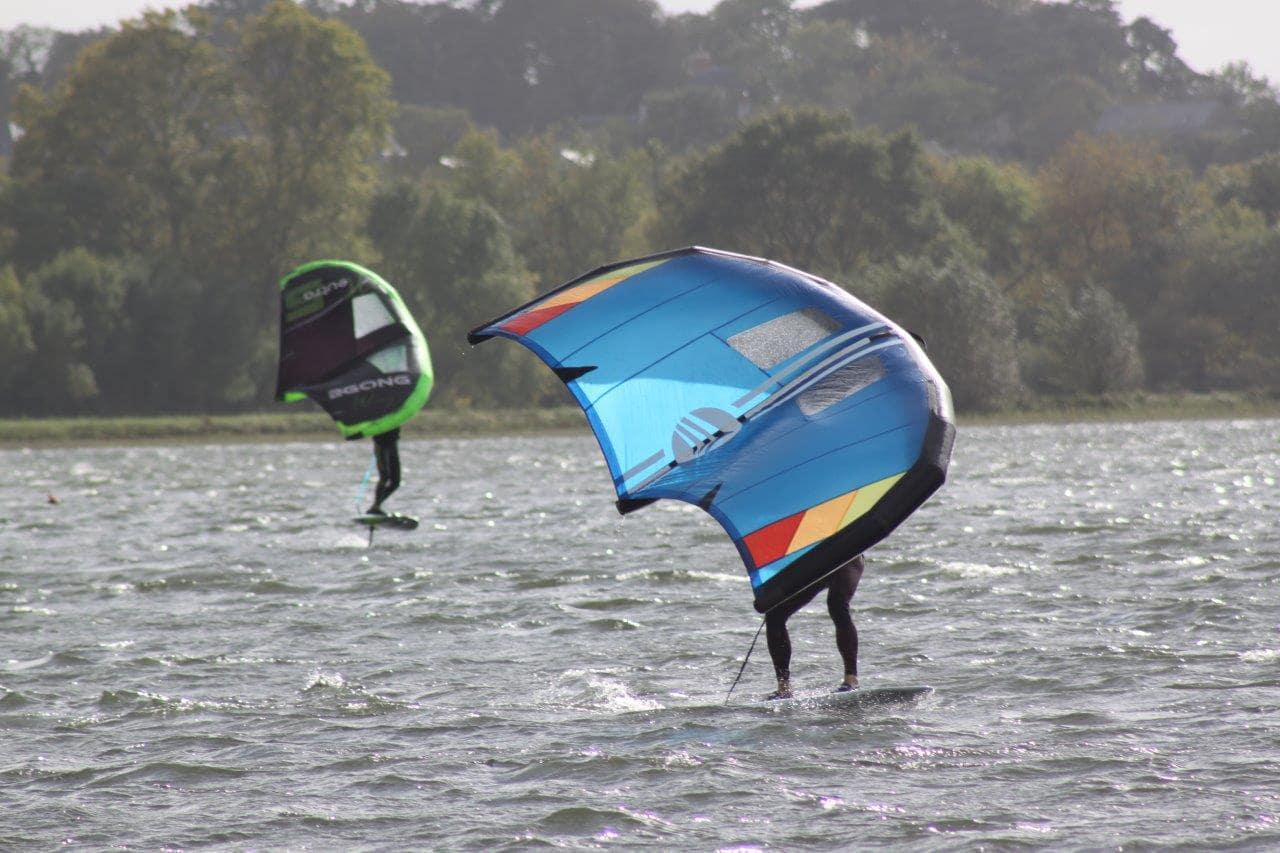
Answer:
[
  {"left": 1029, "top": 284, "right": 1144, "bottom": 394},
  {"left": 7, "top": 11, "right": 237, "bottom": 270},
  {"left": 1032, "top": 132, "right": 1198, "bottom": 314},
  {"left": 863, "top": 252, "right": 1023, "bottom": 411},
  {"left": 0, "top": 265, "right": 34, "bottom": 397},
  {"left": 5, "top": 3, "right": 394, "bottom": 409},
  {"left": 487, "top": 0, "right": 681, "bottom": 131},
  {"left": 650, "top": 108, "right": 945, "bottom": 277},
  {"left": 366, "top": 182, "right": 551, "bottom": 407},
  {"left": 235, "top": 0, "right": 392, "bottom": 275},
  {"left": 934, "top": 156, "right": 1037, "bottom": 280}
]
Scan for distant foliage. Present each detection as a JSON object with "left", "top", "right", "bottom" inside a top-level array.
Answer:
[
  {"left": 2, "top": 0, "right": 1280, "bottom": 415},
  {"left": 11, "top": 250, "right": 141, "bottom": 413},
  {"left": 367, "top": 183, "right": 552, "bottom": 408},
  {"left": 639, "top": 86, "right": 742, "bottom": 155},
  {"left": 1027, "top": 285, "right": 1144, "bottom": 395},
  {"left": 933, "top": 157, "right": 1037, "bottom": 279},
  {"left": 651, "top": 108, "right": 946, "bottom": 277},
  {"left": 390, "top": 104, "right": 476, "bottom": 176},
  {"left": 0, "top": 265, "right": 34, "bottom": 394},
  {"left": 2, "top": 2, "right": 393, "bottom": 411},
  {"left": 862, "top": 254, "right": 1023, "bottom": 411}
]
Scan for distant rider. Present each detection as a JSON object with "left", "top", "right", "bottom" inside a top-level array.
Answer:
[
  {"left": 368, "top": 427, "right": 401, "bottom": 515},
  {"left": 765, "top": 555, "right": 863, "bottom": 699}
]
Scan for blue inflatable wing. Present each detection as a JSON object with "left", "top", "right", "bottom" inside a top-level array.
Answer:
[{"left": 469, "top": 247, "right": 954, "bottom": 613}]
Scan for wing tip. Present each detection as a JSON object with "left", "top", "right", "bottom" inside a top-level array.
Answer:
[{"left": 615, "top": 497, "right": 657, "bottom": 516}]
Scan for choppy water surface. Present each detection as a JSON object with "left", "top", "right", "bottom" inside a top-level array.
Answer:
[{"left": 2, "top": 419, "right": 1278, "bottom": 848}]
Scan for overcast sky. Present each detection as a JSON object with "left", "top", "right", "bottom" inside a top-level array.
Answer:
[{"left": 2, "top": 0, "right": 1277, "bottom": 86}]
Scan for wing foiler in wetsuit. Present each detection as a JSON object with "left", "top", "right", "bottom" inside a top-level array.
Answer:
[
  {"left": 368, "top": 427, "right": 401, "bottom": 514},
  {"left": 764, "top": 554, "right": 864, "bottom": 700}
]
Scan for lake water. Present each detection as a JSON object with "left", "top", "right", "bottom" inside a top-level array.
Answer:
[{"left": 2, "top": 419, "right": 1278, "bottom": 848}]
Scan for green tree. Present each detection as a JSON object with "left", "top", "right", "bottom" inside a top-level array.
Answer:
[
  {"left": 487, "top": 0, "right": 682, "bottom": 131},
  {"left": 5, "top": 3, "right": 394, "bottom": 411},
  {"left": 235, "top": 0, "right": 392, "bottom": 274},
  {"left": 650, "top": 108, "right": 945, "bottom": 277},
  {"left": 778, "top": 19, "right": 866, "bottom": 110},
  {"left": 444, "top": 128, "right": 524, "bottom": 214},
  {"left": 0, "top": 265, "right": 35, "bottom": 395},
  {"left": 443, "top": 131, "right": 655, "bottom": 291},
  {"left": 1204, "top": 63, "right": 1280, "bottom": 163},
  {"left": 1027, "top": 284, "right": 1144, "bottom": 394},
  {"left": 367, "top": 182, "right": 552, "bottom": 407},
  {"left": 704, "top": 0, "right": 797, "bottom": 101},
  {"left": 639, "top": 86, "right": 741, "bottom": 154},
  {"left": 1209, "top": 152, "right": 1280, "bottom": 226},
  {"left": 3, "top": 250, "right": 168, "bottom": 414},
  {"left": 390, "top": 103, "right": 476, "bottom": 176},
  {"left": 1016, "top": 75, "right": 1111, "bottom": 163},
  {"left": 1144, "top": 205, "right": 1280, "bottom": 390},
  {"left": 505, "top": 138, "right": 655, "bottom": 289},
  {"left": 197, "top": 0, "right": 394, "bottom": 407},
  {"left": 934, "top": 156, "right": 1037, "bottom": 280},
  {"left": 1032, "top": 133, "right": 1199, "bottom": 315},
  {"left": 1123, "top": 16, "right": 1196, "bottom": 98},
  {"left": 7, "top": 11, "right": 237, "bottom": 270},
  {"left": 860, "top": 70, "right": 998, "bottom": 150},
  {"left": 863, "top": 252, "right": 1023, "bottom": 411}
]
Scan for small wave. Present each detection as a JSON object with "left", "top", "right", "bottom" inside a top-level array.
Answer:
[
  {"left": 95, "top": 688, "right": 248, "bottom": 715},
  {"left": 569, "top": 596, "right": 662, "bottom": 611},
  {"left": 536, "top": 803, "right": 674, "bottom": 838},
  {"left": 585, "top": 617, "right": 644, "bottom": 631},
  {"left": 659, "top": 749, "right": 704, "bottom": 769},
  {"left": 615, "top": 568, "right": 740, "bottom": 585},
  {"left": 0, "top": 688, "right": 33, "bottom": 708},
  {"left": 1240, "top": 648, "right": 1280, "bottom": 663},
  {"left": 2, "top": 653, "right": 54, "bottom": 672},
  {"left": 553, "top": 671, "right": 664, "bottom": 714},
  {"left": 940, "top": 561, "right": 1021, "bottom": 578},
  {"left": 303, "top": 670, "right": 348, "bottom": 691},
  {"left": 10, "top": 605, "right": 57, "bottom": 616},
  {"left": 300, "top": 669, "right": 406, "bottom": 716},
  {"left": 87, "top": 760, "right": 250, "bottom": 788}
]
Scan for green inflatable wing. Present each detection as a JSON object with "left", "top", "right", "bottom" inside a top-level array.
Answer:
[{"left": 275, "top": 260, "right": 433, "bottom": 439}]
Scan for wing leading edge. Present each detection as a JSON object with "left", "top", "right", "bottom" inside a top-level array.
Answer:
[{"left": 469, "top": 247, "right": 954, "bottom": 612}]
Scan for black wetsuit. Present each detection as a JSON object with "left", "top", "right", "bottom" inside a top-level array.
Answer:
[
  {"left": 369, "top": 427, "right": 401, "bottom": 513},
  {"left": 765, "top": 554, "right": 864, "bottom": 683}
]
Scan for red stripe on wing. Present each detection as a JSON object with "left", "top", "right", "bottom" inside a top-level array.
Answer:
[
  {"left": 743, "top": 511, "right": 805, "bottom": 568},
  {"left": 501, "top": 303, "right": 576, "bottom": 336}
]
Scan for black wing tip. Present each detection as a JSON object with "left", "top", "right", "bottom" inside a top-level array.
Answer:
[
  {"left": 467, "top": 327, "right": 492, "bottom": 346},
  {"left": 554, "top": 365, "right": 596, "bottom": 383},
  {"left": 616, "top": 497, "right": 657, "bottom": 516}
]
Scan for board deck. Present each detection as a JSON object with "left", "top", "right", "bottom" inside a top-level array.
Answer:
[
  {"left": 352, "top": 512, "right": 419, "bottom": 530},
  {"left": 758, "top": 685, "right": 932, "bottom": 709}
]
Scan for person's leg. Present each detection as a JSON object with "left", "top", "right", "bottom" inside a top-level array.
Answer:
[
  {"left": 764, "top": 582, "right": 822, "bottom": 698},
  {"left": 826, "top": 556, "right": 864, "bottom": 690},
  {"left": 370, "top": 434, "right": 400, "bottom": 512},
  {"left": 381, "top": 438, "right": 401, "bottom": 503}
]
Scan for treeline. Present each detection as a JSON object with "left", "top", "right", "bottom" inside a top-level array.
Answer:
[{"left": 0, "top": 0, "right": 1278, "bottom": 417}]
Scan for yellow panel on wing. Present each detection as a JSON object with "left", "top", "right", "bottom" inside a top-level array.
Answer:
[
  {"left": 787, "top": 490, "right": 857, "bottom": 554},
  {"left": 838, "top": 472, "right": 905, "bottom": 528},
  {"left": 539, "top": 259, "right": 669, "bottom": 311}
]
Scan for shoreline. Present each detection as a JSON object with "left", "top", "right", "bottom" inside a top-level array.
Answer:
[
  {"left": 1, "top": 393, "right": 1277, "bottom": 448},
  {"left": 0, "top": 408, "right": 590, "bottom": 448}
]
